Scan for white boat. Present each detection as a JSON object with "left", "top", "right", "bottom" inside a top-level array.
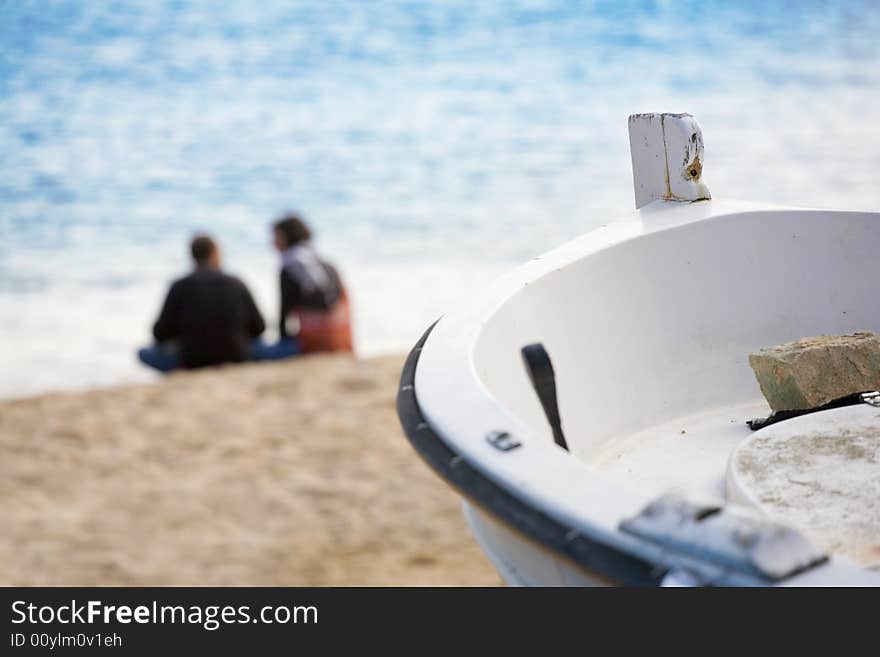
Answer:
[{"left": 397, "top": 113, "right": 880, "bottom": 586}]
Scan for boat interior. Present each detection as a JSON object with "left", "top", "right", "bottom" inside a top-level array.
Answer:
[{"left": 471, "top": 207, "right": 880, "bottom": 567}]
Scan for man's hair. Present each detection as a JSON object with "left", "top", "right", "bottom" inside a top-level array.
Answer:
[
  {"left": 190, "top": 234, "right": 218, "bottom": 264},
  {"left": 274, "top": 213, "right": 312, "bottom": 248}
]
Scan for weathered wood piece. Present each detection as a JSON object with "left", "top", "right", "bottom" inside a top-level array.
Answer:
[{"left": 628, "top": 112, "right": 711, "bottom": 209}]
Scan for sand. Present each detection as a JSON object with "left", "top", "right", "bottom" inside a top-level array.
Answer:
[{"left": 0, "top": 354, "right": 499, "bottom": 586}]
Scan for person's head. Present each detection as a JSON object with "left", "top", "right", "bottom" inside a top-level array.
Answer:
[
  {"left": 190, "top": 234, "right": 221, "bottom": 268},
  {"left": 273, "top": 213, "right": 311, "bottom": 252}
]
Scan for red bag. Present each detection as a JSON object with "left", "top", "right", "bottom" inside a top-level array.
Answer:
[{"left": 291, "top": 288, "right": 354, "bottom": 353}]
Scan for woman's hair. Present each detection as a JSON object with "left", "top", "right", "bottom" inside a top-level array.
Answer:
[{"left": 274, "top": 213, "right": 312, "bottom": 247}]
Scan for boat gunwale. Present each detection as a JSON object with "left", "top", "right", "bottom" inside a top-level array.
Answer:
[{"left": 397, "top": 322, "right": 661, "bottom": 587}]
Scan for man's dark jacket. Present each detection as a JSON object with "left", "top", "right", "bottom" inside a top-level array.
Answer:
[{"left": 153, "top": 268, "right": 265, "bottom": 368}]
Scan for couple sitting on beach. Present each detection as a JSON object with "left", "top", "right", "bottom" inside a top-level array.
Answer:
[{"left": 138, "top": 214, "right": 352, "bottom": 372}]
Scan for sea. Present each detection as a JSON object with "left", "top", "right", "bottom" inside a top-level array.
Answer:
[{"left": 2, "top": 0, "right": 879, "bottom": 397}]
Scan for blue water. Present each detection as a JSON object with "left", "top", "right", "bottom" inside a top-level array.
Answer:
[{"left": 2, "top": 1, "right": 879, "bottom": 395}]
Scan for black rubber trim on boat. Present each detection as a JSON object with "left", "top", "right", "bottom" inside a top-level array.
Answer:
[
  {"left": 396, "top": 322, "right": 661, "bottom": 587},
  {"left": 746, "top": 391, "right": 877, "bottom": 431}
]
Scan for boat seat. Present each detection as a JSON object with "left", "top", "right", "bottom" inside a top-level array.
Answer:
[{"left": 727, "top": 404, "right": 880, "bottom": 568}]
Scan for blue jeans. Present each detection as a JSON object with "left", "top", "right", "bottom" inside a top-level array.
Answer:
[
  {"left": 250, "top": 338, "right": 300, "bottom": 361},
  {"left": 137, "top": 343, "right": 181, "bottom": 373},
  {"left": 138, "top": 339, "right": 299, "bottom": 373}
]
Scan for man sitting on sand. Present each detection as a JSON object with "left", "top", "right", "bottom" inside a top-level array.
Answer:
[{"left": 138, "top": 235, "right": 279, "bottom": 372}]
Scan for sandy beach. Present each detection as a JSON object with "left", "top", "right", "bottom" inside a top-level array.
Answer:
[{"left": 0, "top": 354, "right": 499, "bottom": 586}]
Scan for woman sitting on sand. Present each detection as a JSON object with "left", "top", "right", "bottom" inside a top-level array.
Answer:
[{"left": 272, "top": 213, "right": 353, "bottom": 354}]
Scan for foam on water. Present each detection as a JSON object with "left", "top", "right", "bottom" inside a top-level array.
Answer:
[{"left": 1, "top": 1, "right": 879, "bottom": 396}]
